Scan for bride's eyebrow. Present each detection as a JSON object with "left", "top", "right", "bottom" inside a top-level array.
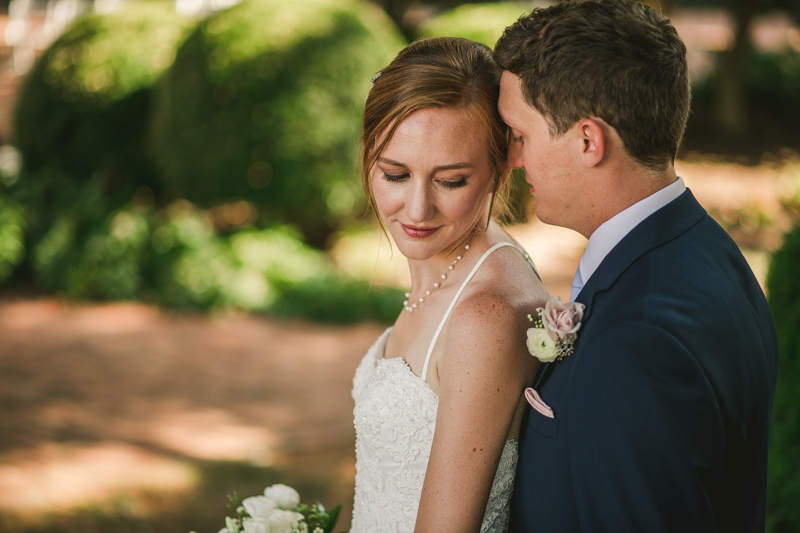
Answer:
[
  {"left": 377, "top": 157, "right": 475, "bottom": 172},
  {"left": 434, "top": 162, "right": 475, "bottom": 172},
  {"left": 377, "top": 157, "right": 408, "bottom": 168}
]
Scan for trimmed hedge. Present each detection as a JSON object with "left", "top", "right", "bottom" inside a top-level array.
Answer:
[
  {"left": 10, "top": 3, "right": 193, "bottom": 262},
  {"left": 12, "top": 3, "right": 191, "bottom": 184},
  {"left": 148, "top": 0, "right": 405, "bottom": 247},
  {"left": 766, "top": 225, "right": 800, "bottom": 532}
]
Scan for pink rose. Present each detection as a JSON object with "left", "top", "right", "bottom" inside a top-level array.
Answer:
[{"left": 539, "top": 297, "right": 585, "bottom": 341}]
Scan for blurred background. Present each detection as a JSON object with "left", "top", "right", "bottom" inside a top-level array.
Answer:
[{"left": 0, "top": 0, "right": 798, "bottom": 531}]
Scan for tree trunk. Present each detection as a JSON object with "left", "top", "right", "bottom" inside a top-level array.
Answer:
[{"left": 714, "top": 0, "right": 756, "bottom": 138}]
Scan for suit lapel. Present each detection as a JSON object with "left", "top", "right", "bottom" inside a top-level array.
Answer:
[{"left": 531, "top": 189, "right": 707, "bottom": 391}]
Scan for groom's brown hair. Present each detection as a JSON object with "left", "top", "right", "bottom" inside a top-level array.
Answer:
[{"left": 494, "top": 0, "right": 689, "bottom": 171}]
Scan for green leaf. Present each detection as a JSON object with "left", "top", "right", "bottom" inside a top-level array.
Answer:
[{"left": 323, "top": 504, "right": 342, "bottom": 533}]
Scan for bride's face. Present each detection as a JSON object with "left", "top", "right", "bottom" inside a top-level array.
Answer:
[{"left": 370, "top": 106, "right": 495, "bottom": 261}]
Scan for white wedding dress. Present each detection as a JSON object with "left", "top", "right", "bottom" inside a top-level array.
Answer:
[{"left": 351, "top": 242, "right": 534, "bottom": 533}]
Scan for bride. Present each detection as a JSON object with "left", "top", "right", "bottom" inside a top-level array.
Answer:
[{"left": 351, "top": 37, "right": 548, "bottom": 533}]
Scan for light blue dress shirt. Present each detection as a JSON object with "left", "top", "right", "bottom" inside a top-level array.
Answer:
[{"left": 570, "top": 177, "right": 687, "bottom": 302}]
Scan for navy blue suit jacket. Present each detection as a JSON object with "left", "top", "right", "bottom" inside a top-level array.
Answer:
[{"left": 510, "top": 190, "right": 778, "bottom": 533}]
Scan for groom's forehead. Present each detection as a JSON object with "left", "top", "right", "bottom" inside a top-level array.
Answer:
[{"left": 498, "top": 72, "right": 527, "bottom": 126}]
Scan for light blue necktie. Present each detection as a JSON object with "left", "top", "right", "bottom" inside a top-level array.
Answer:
[{"left": 570, "top": 267, "right": 583, "bottom": 302}]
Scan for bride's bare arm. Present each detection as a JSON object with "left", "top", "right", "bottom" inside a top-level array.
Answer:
[{"left": 414, "top": 291, "right": 538, "bottom": 533}]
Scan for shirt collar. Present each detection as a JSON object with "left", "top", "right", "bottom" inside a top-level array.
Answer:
[{"left": 578, "top": 177, "right": 686, "bottom": 286}]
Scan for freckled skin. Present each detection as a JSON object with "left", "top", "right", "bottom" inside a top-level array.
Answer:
[{"left": 371, "top": 108, "right": 495, "bottom": 264}]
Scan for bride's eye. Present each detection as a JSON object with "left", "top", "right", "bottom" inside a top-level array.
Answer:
[
  {"left": 382, "top": 172, "right": 409, "bottom": 182},
  {"left": 441, "top": 179, "right": 467, "bottom": 189}
]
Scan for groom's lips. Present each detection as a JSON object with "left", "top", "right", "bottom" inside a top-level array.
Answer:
[{"left": 400, "top": 223, "right": 440, "bottom": 238}]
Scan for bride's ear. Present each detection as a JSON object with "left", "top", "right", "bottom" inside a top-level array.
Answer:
[{"left": 578, "top": 118, "right": 606, "bottom": 168}]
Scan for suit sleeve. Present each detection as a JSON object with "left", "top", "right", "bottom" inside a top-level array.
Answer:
[{"left": 566, "top": 322, "right": 722, "bottom": 533}]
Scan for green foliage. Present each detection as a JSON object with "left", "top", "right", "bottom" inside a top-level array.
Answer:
[
  {"left": 0, "top": 193, "right": 25, "bottom": 282},
  {"left": 12, "top": 4, "right": 191, "bottom": 183},
  {"left": 295, "top": 502, "right": 341, "bottom": 533},
  {"left": 272, "top": 276, "right": 405, "bottom": 325},
  {"left": 694, "top": 48, "right": 800, "bottom": 106},
  {"left": 747, "top": 49, "right": 800, "bottom": 107},
  {"left": 148, "top": 0, "right": 406, "bottom": 247},
  {"left": 34, "top": 203, "right": 150, "bottom": 300},
  {"left": 3, "top": 3, "right": 406, "bottom": 325},
  {"left": 687, "top": 47, "right": 800, "bottom": 154},
  {"left": 417, "top": 2, "right": 529, "bottom": 48},
  {"left": 766, "top": 225, "right": 800, "bottom": 532},
  {"left": 23, "top": 191, "right": 403, "bottom": 322}
]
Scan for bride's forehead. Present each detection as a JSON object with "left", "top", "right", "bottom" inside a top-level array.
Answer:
[{"left": 382, "top": 108, "right": 487, "bottom": 159}]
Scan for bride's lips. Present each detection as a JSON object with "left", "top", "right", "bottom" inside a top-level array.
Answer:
[{"left": 400, "top": 223, "right": 440, "bottom": 238}]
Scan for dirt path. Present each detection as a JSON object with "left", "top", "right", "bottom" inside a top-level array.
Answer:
[{"left": 0, "top": 299, "right": 387, "bottom": 531}]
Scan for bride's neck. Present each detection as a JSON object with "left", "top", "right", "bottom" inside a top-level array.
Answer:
[{"left": 406, "top": 228, "right": 494, "bottom": 296}]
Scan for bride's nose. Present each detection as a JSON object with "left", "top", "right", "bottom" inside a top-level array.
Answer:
[{"left": 405, "top": 180, "right": 435, "bottom": 223}]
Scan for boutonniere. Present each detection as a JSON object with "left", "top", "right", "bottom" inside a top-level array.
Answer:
[{"left": 526, "top": 297, "right": 586, "bottom": 363}]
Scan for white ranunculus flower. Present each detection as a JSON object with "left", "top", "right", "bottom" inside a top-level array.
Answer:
[
  {"left": 242, "top": 516, "right": 270, "bottom": 533},
  {"left": 243, "top": 495, "right": 279, "bottom": 518},
  {"left": 264, "top": 484, "right": 300, "bottom": 510},
  {"left": 527, "top": 327, "right": 559, "bottom": 362},
  {"left": 267, "top": 509, "right": 307, "bottom": 533}
]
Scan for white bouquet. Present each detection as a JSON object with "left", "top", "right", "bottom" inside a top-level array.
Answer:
[{"left": 192, "top": 483, "right": 341, "bottom": 533}]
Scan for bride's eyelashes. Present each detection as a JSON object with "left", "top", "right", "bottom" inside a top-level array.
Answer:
[
  {"left": 380, "top": 172, "right": 467, "bottom": 189},
  {"left": 382, "top": 172, "right": 410, "bottom": 182},
  {"left": 440, "top": 178, "right": 467, "bottom": 189}
]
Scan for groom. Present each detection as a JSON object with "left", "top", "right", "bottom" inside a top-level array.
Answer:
[{"left": 494, "top": 1, "right": 778, "bottom": 532}]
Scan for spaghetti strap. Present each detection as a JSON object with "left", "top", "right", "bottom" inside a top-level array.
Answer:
[{"left": 421, "top": 241, "right": 522, "bottom": 383}]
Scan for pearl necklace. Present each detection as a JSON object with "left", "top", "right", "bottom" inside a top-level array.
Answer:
[{"left": 404, "top": 243, "right": 471, "bottom": 312}]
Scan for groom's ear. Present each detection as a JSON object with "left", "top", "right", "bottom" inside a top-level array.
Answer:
[{"left": 577, "top": 118, "right": 605, "bottom": 168}]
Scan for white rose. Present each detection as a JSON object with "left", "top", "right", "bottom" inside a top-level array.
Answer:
[
  {"left": 242, "top": 516, "right": 270, "bottom": 533},
  {"left": 264, "top": 484, "right": 300, "bottom": 510},
  {"left": 267, "top": 510, "right": 307, "bottom": 533},
  {"left": 243, "top": 496, "right": 278, "bottom": 518},
  {"left": 526, "top": 328, "right": 559, "bottom": 362}
]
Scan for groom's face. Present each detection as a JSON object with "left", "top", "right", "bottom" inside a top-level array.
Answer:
[{"left": 498, "top": 72, "right": 580, "bottom": 227}]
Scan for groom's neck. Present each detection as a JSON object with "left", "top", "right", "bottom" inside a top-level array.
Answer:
[{"left": 578, "top": 161, "right": 679, "bottom": 240}]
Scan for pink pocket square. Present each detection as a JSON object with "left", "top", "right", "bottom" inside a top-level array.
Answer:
[{"left": 525, "top": 387, "right": 555, "bottom": 418}]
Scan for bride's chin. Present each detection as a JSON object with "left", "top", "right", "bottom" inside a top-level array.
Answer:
[{"left": 395, "top": 243, "right": 437, "bottom": 262}]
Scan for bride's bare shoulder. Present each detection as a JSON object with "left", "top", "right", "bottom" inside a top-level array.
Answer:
[{"left": 449, "top": 245, "right": 548, "bottom": 339}]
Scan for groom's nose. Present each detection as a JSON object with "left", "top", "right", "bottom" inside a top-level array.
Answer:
[{"left": 507, "top": 139, "right": 523, "bottom": 169}]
